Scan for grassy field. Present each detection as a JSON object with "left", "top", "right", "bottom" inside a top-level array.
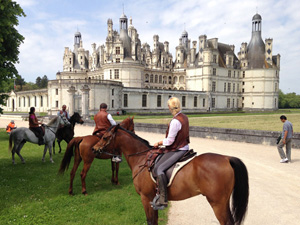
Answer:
[
  {"left": 0, "top": 130, "right": 167, "bottom": 225},
  {"left": 115, "top": 110, "right": 300, "bottom": 132}
]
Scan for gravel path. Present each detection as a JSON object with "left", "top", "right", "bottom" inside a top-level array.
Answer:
[{"left": 2, "top": 118, "right": 300, "bottom": 224}]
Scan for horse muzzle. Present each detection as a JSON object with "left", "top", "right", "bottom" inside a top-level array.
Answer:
[{"left": 92, "top": 146, "right": 101, "bottom": 154}]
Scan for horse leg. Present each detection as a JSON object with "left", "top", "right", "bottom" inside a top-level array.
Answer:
[
  {"left": 53, "top": 140, "right": 55, "bottom": 155},
  {"left": 69, "top": 151, "right": 82, "bottom": 195},
  {"left": 42, "top": 145, "right": 48, "bottom": 162},
  {"left": 48, "top": 145, "right": 54, "bottom": 163},
  {"left": 16, "top": 141, "right": 26, "bottom": 164},
  {"left": 207, "top": 197, "right": 234, "bottom": 225},
  {"left": 12, "top": 144, "right": 17, "bottom": 165},
  {"left": 80, "top": 160, "right": 94, "bottom": 195},
  {"left": 58, "top": 140, "right": 62, "bottom": 153},
  {"left": 115, "top": 162, "right": 120, "bottom": 185},
  {"left": 111, "top": 161, "right": 119, "bottom": 185},
  {"left": 141, "top": 194, "right": 158, "bottom": 225}
]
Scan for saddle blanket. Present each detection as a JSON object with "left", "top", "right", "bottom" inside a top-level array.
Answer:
[{"left": 150, "top": 154, "right": 197, "bottom": 187}]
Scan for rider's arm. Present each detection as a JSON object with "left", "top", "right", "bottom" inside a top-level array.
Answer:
[
  {"left": 107, "top": 114, "right": 116, "bottom": 126},
  {"left": 162, "top": 119, "right": 181, "bottom": 146}
]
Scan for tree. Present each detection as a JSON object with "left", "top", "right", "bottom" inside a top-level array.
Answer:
[
  {"left": 15, "top": 75, "right": 26, "bottom": 90},
  {"left": 36, "top": 76, "right": 42, "bottom": 88},
  {"left": 0, "top": 0, "right": 25, "bottom": 113},
  {"left": 41, "top": 75, "right": 48, "bottom": 88}
]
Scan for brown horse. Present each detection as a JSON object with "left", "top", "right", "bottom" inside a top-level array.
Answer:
[
  {"left": 92, "top": 125, "right": 249, "bottom": 225},
  {"left": 58, "top": 117, "right": 134, "bottom": 195}
]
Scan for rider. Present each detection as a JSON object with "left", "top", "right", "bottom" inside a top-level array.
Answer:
[
  {"left": 29, "top": 107, "right": 44, "bottom": 145},
  {"left": 6, "top": 120, "right": 16, "bottom": 134},
  {"left": 92, "top": 103, "right": 121, "bottom": 163},
  {"left": 57, "top": 105, "right": 70, "bottom": 121},
  {"left": 152, "top": 97, "right": 190, "bottom": 210}
]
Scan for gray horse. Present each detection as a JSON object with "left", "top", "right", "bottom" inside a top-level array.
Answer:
[{"left": 9, "top": 115, "right": 70, "bottom": 164}]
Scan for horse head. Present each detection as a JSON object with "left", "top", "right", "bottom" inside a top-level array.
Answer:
[
  {"left": 92, "top": 124, "right": 120, "bottom": 154},
  {"left": 59, "top": 113, "right": 71, "bottom": 126},
  {"left": 72, "top": 112, "right": 84, "bottom": 124},
  {"left": 120, "top": 116, "right": 134, "bottom": 133}
]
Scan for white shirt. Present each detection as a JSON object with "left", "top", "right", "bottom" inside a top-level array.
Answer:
[
  {"left": 107, "top": 114, "right": 116, "bottom": 125},
  {"left": 162, "top": 112, "right": 189, "bottom": 150}
]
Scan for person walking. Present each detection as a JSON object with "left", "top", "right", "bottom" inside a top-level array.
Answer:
[
  {"left": 151, "top": 97, "right": 190, "bottom": 210},
  {"left": 277, "top": 115, "right": 293, "bottom": 163},
  {"left": 92, "top": 103, "right": 121, "bottom": 162}
]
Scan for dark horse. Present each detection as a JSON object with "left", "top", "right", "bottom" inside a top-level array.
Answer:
[
  {"left": 53, "top": 112, "right": 84, "bottom": 154},
  {"left": 92, "top": 125, "right": 249, "bottom": 225},
  {"left": 58, "top": 117, "right": 134, "bottom": 195}
]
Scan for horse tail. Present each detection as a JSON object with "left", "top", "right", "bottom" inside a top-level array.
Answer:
[
  {"left": 8, "top": 132, "right": 13, "bottom": 152},
  {"left": 229, "top": 157, "right": 249, "bottom": 225},
  {"left": 58, "top": 137, "right": 81, "bottom": 174}
]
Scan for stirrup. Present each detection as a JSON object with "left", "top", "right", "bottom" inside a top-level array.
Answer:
[{"left": 150, "top": 195, "right": 167, "bottom": 210}]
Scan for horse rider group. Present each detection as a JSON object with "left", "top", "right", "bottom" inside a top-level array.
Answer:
[{"left": 27, "top": 97, "right": 187, "bottom": 211}]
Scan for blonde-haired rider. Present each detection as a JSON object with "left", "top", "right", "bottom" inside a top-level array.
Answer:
[{"left": 152, "top": 97, "right": 190, "bottom": 210}]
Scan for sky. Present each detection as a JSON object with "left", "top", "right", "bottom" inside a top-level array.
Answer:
[{"left": 15, "top": 0, "right": 300, "bottom": 94}]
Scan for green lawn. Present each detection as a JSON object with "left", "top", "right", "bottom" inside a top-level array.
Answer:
[
  {"left": 116, "top": 110, "right": 300, "bottom": 132},
  {"left": 0, "top": 130, "right": 167, "bottom": 225}
]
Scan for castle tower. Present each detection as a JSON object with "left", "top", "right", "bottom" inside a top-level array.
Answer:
[
  {"left": 74, "top": 31, "right": 81, "bottom": 51},
  {"left": 181, "top": 30, "right": 188, "bottom": 49},
  {"left": 119, "top": 13, "right": 132, "bottom": 59},
  {"left": 107, "top": 19, "right": 113, "bottom": 38},
  {"left": 247, "top": 13, "right": 265, "bottom": 68}
]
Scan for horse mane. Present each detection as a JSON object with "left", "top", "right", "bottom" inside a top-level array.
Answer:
[
  {"left": 117, "top": 126, "right": 152, "bottom": 148},
  {"left": 47, "top": 116, "right": 58, "bottom": 126}
]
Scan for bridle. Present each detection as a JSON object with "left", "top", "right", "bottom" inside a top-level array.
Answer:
[
  {"left": 94, "top": 132, "right": 121, "bottom": 158},
  {"left": 44, "top": 115, "right": 70, "bottom": 134}
]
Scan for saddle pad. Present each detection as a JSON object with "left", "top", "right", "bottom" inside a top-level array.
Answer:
[{"left": 150, "top": 154, "right": 197, "bottom": 187}]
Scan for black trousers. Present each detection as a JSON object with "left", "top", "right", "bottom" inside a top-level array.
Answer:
[{"left": 30, "top": 127, "right": 43, "bottom": 140}]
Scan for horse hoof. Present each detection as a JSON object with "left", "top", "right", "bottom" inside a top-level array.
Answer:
[
  {"left": 69, "top": 192, "right": 74, "bottom": 196},
  {"left": 50, "top": 160, "right": 54, "bottom": 163},
  {"left": 82, "top": 191, "right": 88, "bottom": 196},
  {"left": 22, "top": 161, "right": 26, "bottom": 164},
  {"left": 42, "top": 159, "right": 45, "bottom": 162}
]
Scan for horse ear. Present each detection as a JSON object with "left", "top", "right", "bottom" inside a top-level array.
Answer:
[
  {"left": 132, "top": 116, "right": 134, "bottom": 120},
  {"left": 115, "top": 124, "right": 120, "bottom": 131}
]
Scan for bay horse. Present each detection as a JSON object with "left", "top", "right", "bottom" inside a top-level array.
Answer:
[
  {"left": 53, "top": 112, "right": 84, "bottom": 154},
  {"left": 92, "top": 125, "right": 249, "bottom": 225},
  {"left": 9, "top": 115, "right": 70, "bottom": 164},
  {"left": 58, "top": 116, "right": 134, "bottom": 195}
]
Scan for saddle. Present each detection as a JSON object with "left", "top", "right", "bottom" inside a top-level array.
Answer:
[
  {"left": 30, "top": 126, "right": 45, "bottom": 137},
  {"left": 146, "top": 149, "right": 197, "bottom": 186}
]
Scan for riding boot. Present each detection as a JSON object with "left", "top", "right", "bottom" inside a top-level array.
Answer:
[
  {"left": 38, "top": 137, "right": 44, "bottom": 146},
  {"left": 157, "top": 174, "right": 168, "bottom": 206},
  {"left": 150, "top": 174, "right": 168, "bottom": 210}
]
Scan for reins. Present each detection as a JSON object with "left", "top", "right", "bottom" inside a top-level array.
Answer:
[
  {"left": 127, "top": 147, "right": 153, "bottom": 157},
  {"left": 44, "top": 115, "right": 70, "bottom": 134}
]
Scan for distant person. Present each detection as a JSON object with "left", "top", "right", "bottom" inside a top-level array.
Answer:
[
  {"left": 57, "top": 104, "right": 70, "bottom": 121},
  {"left": 6, "top": 120, "right": 16, "bottom": 134},
  {"left": 277, "top": 115, "right": 293, "bottom": 163},
  {"left": 29, "top": 107, "right": 44, "bottom": 145},
  {"left": 92, "top": 103, "right": 121, "bottom": 163}
]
